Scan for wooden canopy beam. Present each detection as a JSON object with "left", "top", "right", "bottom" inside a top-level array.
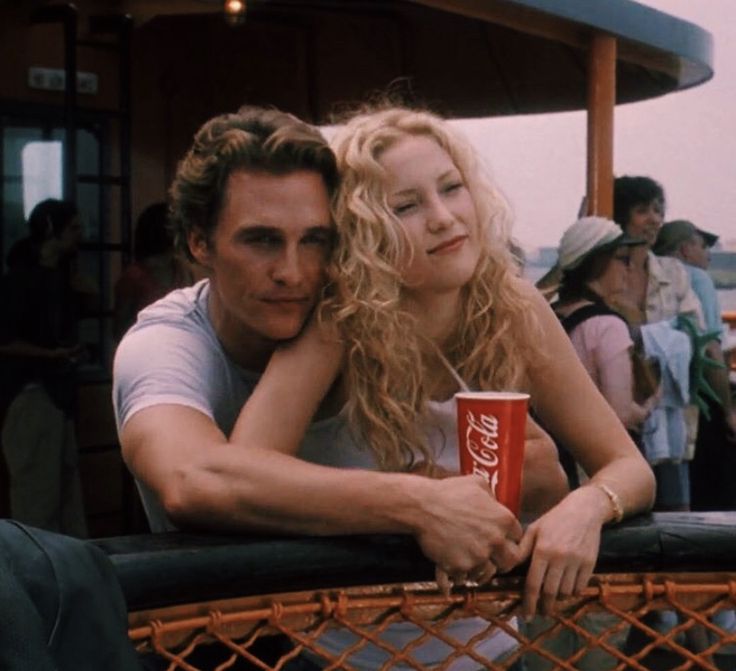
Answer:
[{"left": 586, "top": 32, "right": 616, "bottom": 218}]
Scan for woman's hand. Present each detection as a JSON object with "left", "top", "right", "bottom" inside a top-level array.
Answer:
[{"left": 517, "top": 485, "right": 613, "bottom": 617}]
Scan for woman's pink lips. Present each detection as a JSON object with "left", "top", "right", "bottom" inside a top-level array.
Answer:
[{"left": 428, "top": 235, "right": 468, "bottom": 254}]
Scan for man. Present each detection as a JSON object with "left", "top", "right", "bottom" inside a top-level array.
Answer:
[
  {"left": 0, "top": 199, "right": 90, "bottom": 536},
  {"left": 654, "top": 219, "right": 736, "bottom": 510},
  {"left": 113, "top": 107, "right": 566, "bottom": 594},
  {"left": 611, "top": 176, "right": 706, "bottom": 513}
]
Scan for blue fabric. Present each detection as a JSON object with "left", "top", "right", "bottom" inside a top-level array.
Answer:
[
  {"left": 685, "top": 265, "right": 723, "bottom": 341},
  {"left": 0, "top": 520, "right": 142, "bottom": 671},
  {"left": 652, "top": 461, "right": 690, "bottom": 508},
  {"left": 640, "top": 320, "right": 691, "bottom": 464}
]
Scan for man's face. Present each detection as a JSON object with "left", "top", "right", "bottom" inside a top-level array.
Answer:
[
  {"left": 680, "top": 233, "right": 710, "bottom": 269},
  {"left": 623, "top": 198, "right": 664, "bottom": 247},
  {"left": 190, "top": 169, "right": 333, "bottom": 361}
]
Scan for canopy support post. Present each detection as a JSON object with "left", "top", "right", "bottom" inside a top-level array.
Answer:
[{"left": 586, "top": 33, "right": 616, "bottom": 218}]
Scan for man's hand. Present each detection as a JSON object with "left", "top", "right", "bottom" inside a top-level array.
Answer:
[{"left": 412, "top": 475, "right": 524, "bottom": 594}]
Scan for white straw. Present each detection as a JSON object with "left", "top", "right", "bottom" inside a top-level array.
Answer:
[{"left": 434, "top": 348, "right": 471, "bottom": 392}]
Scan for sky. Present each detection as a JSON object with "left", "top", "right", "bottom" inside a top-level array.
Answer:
[{"left": 450, "top": 1, "right": 736, "bottom": 255}]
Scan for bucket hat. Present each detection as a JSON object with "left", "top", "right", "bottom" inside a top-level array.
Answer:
[
  {"left": 536, "top": 216, "right": 645, "bottom": 298},
  {"left": 558, "top": 216, "right": 645, "bottom": 272}
]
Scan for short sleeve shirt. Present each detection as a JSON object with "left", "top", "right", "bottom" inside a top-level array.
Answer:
[
  {"left": 685, "top": 264, "right": 723, "bottom": 341},
  {"left": 646, "top": 253, "right": 704, "bottom": 328},
  {"left": 568, "top": 315, "right": 633, "bottom": 389}
]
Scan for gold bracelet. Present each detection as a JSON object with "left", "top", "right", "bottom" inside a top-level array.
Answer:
[{"left": 591, "top": 482, "right": 624, "bottom": 524}]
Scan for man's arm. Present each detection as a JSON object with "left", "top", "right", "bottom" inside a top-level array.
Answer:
[
  {"left": 520, "top": 415, "right": 568, "bottom": 516},
  {"left": 118, "top": 315, "right": 524, "bottom": 580},
  {"left": 121, "top": 405, "right": 524, "bottom": 578}
]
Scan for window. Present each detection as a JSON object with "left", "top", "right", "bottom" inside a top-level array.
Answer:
[{"left": 1, "top": 108, "right": 127, "bottom": 376}]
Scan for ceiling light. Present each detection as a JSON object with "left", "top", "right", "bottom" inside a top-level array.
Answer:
[{"left": 223, "top": 0, "right": 246, "bottom": 26}]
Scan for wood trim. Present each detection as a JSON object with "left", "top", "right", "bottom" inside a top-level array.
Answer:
[{"left": 586, "top": 32, "right": 616, "bottom": 218}]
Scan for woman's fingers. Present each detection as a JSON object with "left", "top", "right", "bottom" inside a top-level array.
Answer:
[
  {"left": 524, "top": 557, "right": 594, "bottom": 618},
  {"left": 523, "top": 554, "right": 547, "bottom": 618},
  {"left": 558, "top": 563, "right": 579, "bottom": 598},
  {"left": 435, "top": 566, "right": 452, "bottom": 597},
  {"left": 540, "top": 565, "right": 565, "bottom": 615},
  {"left": 574, "top": 559, "right": 595, "bottom": 595}
]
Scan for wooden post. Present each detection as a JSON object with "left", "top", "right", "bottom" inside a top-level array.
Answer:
[{"left": 586, "top": 33, "right": 616, "bottom": 218}]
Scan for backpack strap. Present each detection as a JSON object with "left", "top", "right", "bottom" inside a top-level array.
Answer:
[{"left": 559, "top": 302, "right": 627, "bottom": 334}]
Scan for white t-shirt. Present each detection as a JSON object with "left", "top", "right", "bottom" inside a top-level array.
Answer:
[{"left": 113, "top": 279, "right": 517, "bottom": 669}]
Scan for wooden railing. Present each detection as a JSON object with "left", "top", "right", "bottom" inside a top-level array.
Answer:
[{"left": 94, "top": 512, "right": 736, "bottom": 670}]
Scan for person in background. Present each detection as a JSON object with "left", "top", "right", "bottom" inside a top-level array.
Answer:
[
  {"left": 550, "top": 217, "right": 655, "bottom": 475},
  {"left": 654, "top": 219, "right": 736, "bottom": 510},
  {"left": 612, "top": 177, "right": 702, "bottom": 328},
  {"left": 5, "top": 199, "right": 58, "bottom": 271},
  {"left": 612, "top": 181, "right": 715, "bottom": 661},
  {"left": 0, "top": 199, "right": 92, "bottom": 536},
  {"left": 113, "top": 202, "right": 192, "bottom": 340},
  {"left": 612, "top": 176, "right": 702, "bottom": 513}
]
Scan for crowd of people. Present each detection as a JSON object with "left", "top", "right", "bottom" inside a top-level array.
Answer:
[
  {"left": 0, "top": 102, "right": 733, "bottom": 669},
  {"left": 544, "top": 177, "right": 734, "bottom": 515}
]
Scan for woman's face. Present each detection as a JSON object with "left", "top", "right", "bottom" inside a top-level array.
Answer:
[
  {"left": 592, "top": 247, "right": 632, "bottom": 299},
  {"left": 378, "top": 135, "right": 480, "bottom": 299},
  {"left": 623, "top": 198, "right": 664, "bottom": 247}
]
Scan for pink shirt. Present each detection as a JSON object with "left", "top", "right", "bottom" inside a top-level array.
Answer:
[{"left": 568, "top": 315, "right": 633, "bottom": 390}]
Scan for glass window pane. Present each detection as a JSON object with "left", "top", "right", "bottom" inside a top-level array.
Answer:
[{"left": 21, "top": 140, "right": 63, "bottom": 218}]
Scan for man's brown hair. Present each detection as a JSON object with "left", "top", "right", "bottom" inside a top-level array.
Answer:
[{"left": 169, "top": 106, "right": 338, "bottom": 260}]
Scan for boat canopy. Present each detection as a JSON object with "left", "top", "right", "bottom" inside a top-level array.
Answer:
[{"left": 120, "top": 0, "right": 713, "bottom": 122}]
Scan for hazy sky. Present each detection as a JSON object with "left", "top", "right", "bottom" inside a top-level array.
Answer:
[{"left": 451, "top": 1, "right": 735, "bottom": 253}]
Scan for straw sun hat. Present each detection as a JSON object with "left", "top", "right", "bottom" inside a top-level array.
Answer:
[
  {"left": 557, "top": 216, "right": 644, "bottom": 272},
  {"left": 536, "top": 216, "right": 645, "bottom": 296}
]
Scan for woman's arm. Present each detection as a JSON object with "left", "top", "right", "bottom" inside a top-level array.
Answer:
[
  {"left": 598, "top": 347, "right": 655, "bottom": 429},
  {"left": 584, "top": 317, "right": 655, "bottom": 429},
  {"left": 229, "top": 315, "right": 345, "bottom": 454},
  {"left": 516, "top": 283, "right": 655, "bottom": 616}
]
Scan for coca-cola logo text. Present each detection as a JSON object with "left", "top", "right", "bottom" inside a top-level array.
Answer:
[{"left": 465, "top": 410, "right": 500, "bottom": 496}]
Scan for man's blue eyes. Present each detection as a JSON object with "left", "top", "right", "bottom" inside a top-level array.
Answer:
[
  {"left": 246, "top": 235, "right": 280, "bottom": 246},
  {"left": 243, "top": 234, "right": 331, "bottom": 247}
]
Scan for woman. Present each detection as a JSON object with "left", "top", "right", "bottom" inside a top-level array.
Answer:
[
  {"left": 326, "top": 106, "right": 655, "bottom": 613},
  {"left": 552, "top": 217, "right": 657, "bottom": 451}
]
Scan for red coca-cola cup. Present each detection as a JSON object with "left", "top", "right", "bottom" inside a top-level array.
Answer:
[{"left": 455, "top": 391, "right": 529, "bottom": 516}]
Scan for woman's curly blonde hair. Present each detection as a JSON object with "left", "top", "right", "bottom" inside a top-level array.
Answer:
[{"left": 324, "top": 106, "right": 544, "bottom": 471}]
